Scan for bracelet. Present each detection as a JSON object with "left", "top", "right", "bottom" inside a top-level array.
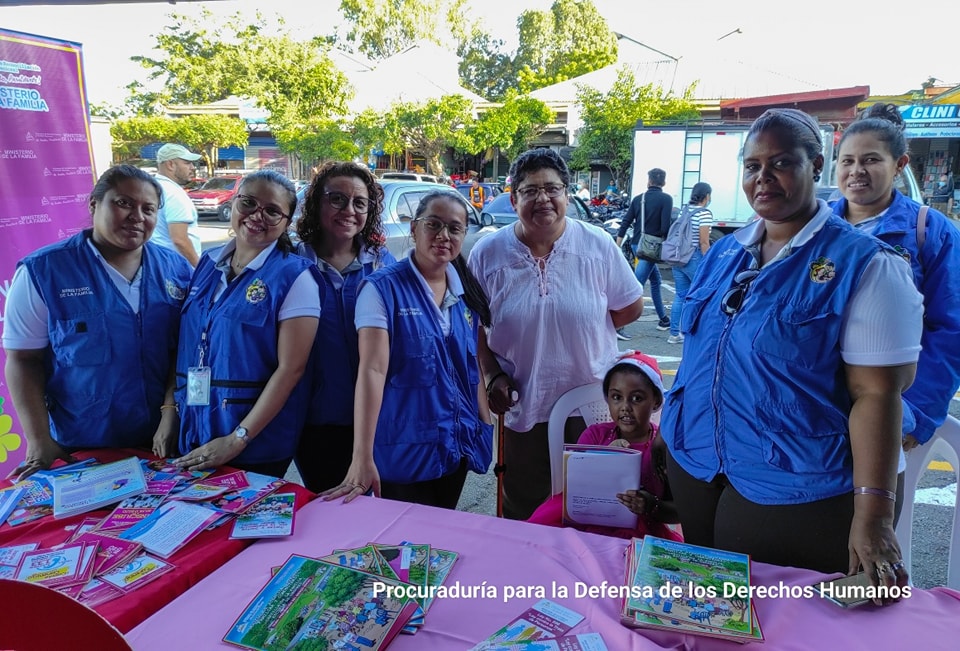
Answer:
[
  {"left": 485, "top": 371, "right": 508, "bottom": 394},
  {"left": 160, "top": 404, "right": 178, "bottom": 412},
  {"left": 853, "top": 487, "right": 896, "bottom": 501}
]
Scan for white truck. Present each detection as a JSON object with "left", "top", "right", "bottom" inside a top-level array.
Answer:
[{"left": 629, "top": 121, "right": 922, "bottom": 240}]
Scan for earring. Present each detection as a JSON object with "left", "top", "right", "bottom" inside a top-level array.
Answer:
[{"left": 813, "top": 172, "right": 821, "bottom": 183}]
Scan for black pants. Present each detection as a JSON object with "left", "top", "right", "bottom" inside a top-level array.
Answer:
[
  {"left": 501, "top": 417, "right": 587, "bottom": 520},
  {"left": 666, "top": 452, "right": 854, "bottom": 573},
  {"left": 294, "top": 423, "right": 355, "bottom": 493},
  {"left": 380, "top": 459, "right": 469, "bottom": 510}
]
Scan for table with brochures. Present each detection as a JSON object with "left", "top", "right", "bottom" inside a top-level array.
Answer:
[
  {"left": 127, "top": 494, "right": 960, "bottom": 650},
  {"left": 0, "top": 449, "right": 314, "bottom": 633}
]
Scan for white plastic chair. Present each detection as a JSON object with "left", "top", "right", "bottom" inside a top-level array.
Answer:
[
  {"left": 546, "top": 383, "right": 610, "bottom": 496},
  {"left": 895, "top": 415, "right": 960, "bottom": 589}
]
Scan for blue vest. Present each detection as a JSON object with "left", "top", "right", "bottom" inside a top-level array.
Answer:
[
  {"left": 21, "top": 232, "right": 191, "bottom": 449},
  {"left": 296, "top": 244, "right": 395, "bottom": 426},
  {"left": 175, "top": 245, "right": 317, "bottom": 464},
  {"left": 660, "top": 216, "right": 885, "bottom": 504},
  {"left": 365, "top": 258, "right": 492, "bottom": 483},
  {"left": 832, "top": 191, "right": 960, "bottom": 443}
]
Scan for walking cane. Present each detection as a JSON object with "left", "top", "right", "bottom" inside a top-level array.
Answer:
[{"left": 494, "top": 413, "right": 506, "bottom": 518}]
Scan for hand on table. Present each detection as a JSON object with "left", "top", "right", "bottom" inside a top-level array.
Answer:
[
  {"left": 173, "top": 435, "right": 245, "bottom": 472},
  {"left": 7, "top": 439, "right": 75, "bottom": 482},
  {"left": 322, "top": 458, "right": 379, "bottom": 503},
  {"left": 486, "top": 373, "right": 519, "bottom": 415},
  {"left": 848, "top": 510, "right": 909, "bottom": 605}
]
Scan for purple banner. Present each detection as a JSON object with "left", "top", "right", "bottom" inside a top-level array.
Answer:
[{"left": 0, "top": 29, "right": 96, "bottom": 475}]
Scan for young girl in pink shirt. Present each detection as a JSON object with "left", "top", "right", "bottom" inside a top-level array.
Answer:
[{"left": 527, "top": 351, "right": 682, "bottom": 541}]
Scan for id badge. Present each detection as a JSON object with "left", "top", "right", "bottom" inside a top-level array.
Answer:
[{"left": 187, "top": 366, "right": 211, "bottom": 406}]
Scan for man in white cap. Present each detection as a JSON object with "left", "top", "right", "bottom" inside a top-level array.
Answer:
[{"left": 154, "top": 143, "right": 202, "bottom": 266}]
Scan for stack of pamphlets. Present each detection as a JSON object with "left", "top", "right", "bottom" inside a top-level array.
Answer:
[
  {"left": 620, "top": 536, "right": 764, "bottom": 643},
  {"left": 562, "top": 444, "right": 642, "bottom": 529},
  {"left": 223, "top": 554, "right": 422, "bottom": 650},
  {"left": 229, "top": 493, "right": 296, "bottom": 539},
  {"left": 51, "top": 456, "right": 148, "bottom": 518},
  {"left": 471, "top": 599, "right": 608, "bottom": 650}
]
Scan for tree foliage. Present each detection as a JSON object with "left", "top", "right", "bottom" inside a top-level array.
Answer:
[
  {"left": 571, "top": 67, "right": 699, "bottom": 188},
  {"left": 130, "top": 10, "right": 350, "bottom": 124},
  {"left": 470, "top": 93, "right": 554, "bottom": 161},
  {"left": 380, "top": 96, "right": 475, "bottom": 175},
  {"left": 458, "top": 0, "right": 617, "bottom": 100},
  {"left": 110, "top": 115, "right": 248, "bottom": 175},
  {"left": 338, "top": 0, "right": 469, "bottom": 61},
  {"left": 274, "top": 119, "right": 359, "bottom": 169}
]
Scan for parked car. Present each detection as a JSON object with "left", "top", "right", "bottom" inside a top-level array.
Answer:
[
  {"left": 291, "top": 180, "right": 488, "bottom": 258},
  {"left": 380, "top": 172, "right": 440, "bottom": 184},
  {"left": 478, "top": 192, "right": 601, "bottom": 228},
  {"left": 188, "top": 175, "right": 243, "bottom": 221},
  {"left": 455, "top": 182, "right": 502, "bottom": 206}
]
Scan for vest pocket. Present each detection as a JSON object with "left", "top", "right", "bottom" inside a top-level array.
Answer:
[
  {"left": 752, "top": 305, "right": 841, "bottom": 368},
  {"left": 679, "top": 286, "right": 716, "bottom": 336},
  {"left": 389, "top": 337, "right": 437, "bottom": 387},
  {"left": 758, "top": 404, "right": 849, "bottom": 474},
  {"left": 50, "top": 314, "right": 111, "bottom": 366}
]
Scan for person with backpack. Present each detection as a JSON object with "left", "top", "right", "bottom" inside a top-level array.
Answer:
[{"left": 662, "top": 182, "right": 713, "bottom": 344}]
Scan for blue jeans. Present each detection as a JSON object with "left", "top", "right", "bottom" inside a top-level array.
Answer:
[
  {"left": 668, "top": 249, "right": 703, "bottom": 336},
  {"left": 633, "top": 256, "right": 667, "bottom": 320}
]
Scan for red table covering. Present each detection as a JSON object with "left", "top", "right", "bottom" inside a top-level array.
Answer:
[{"left": 0, "top": 448, "right": 314, "bottom": 633}]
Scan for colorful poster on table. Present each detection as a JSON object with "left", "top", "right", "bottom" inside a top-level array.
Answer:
[{"left": 0, "top": 29, "right": 96, "bottom": 476}]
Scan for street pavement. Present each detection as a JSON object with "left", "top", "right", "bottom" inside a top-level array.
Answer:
[{"left": 200, "top": 221, "right": 955, "bottom": 590}]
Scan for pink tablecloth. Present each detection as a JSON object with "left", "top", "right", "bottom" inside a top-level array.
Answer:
[{"left": 127, "top": 496, "right": 960, "bottom": 650}]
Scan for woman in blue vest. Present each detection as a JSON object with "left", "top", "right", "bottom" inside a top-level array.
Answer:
[
  {"left": 324, "top": 190, "right": 493, "bottom": 508},
  {"left": 3, "top": 165, "right": 192, "bottom": 480},
  {"left": 661, "top": 109, "right": 923, "bottom": 595},
  {"left": 293, "top": 162, "right": 395, "bottom": 492},
  {"left": 162, "top": 170, "right": 321, "bottom": 478},
  {"left": 831, "top": 104, "right": 960, "bottom": 474}
]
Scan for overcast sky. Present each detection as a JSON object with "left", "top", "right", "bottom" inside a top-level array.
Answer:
[{"left": 3, "top": 0, "right": 956, "bottom": 106}]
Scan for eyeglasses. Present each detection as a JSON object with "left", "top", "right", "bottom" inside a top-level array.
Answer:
[
  {"left": 324, "top": 191, "right": 370, "bottom": 213},
  {"left": 515, "top": 184, "right": 566, "bottom": 200},
  {"left": 234, "top": 195, "right": 289, "bottom": 226},
  {"left": 414, "top": 216, "right": 467, "bottom": 238},
  {"left": 721, "top": 269, "right": 760, "bottom": 316}
]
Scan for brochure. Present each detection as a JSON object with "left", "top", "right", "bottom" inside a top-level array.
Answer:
[
  {"left": 479, "top": 632, "right": 609, "bottom": 650},
  {"left": 67, "top": 517, "right": 107, "bottom": 541},
  {"left": 7, "top": 475, "right": 54, "bottom": 526},
  {"left": 229, "top": 492, "right": 296, "bottom": 539},
  {"left": 142, "top": 459, "right": 213, "bottom": 483},
  {"left": 620, "top": 537, "right": 763, "bottom": 643},
  {"left": 0, "top": 542, "right": 39, "bottom": 566},
  {"left": 421, "top": 547, "right": 460, "bottom": 614},
  {"left": 471, "top": 600, "right": 586, "bottom": 650},
  {"left": 77, "top": 577, "right": 124, "bottom": 607},
  {"left": 202, "top": 470, "right": 250, "bottom": 491},
  {"left": 51, "top": 456, "right": 148, "bottom": 519},
  {"left": 0, "top": 564, "right": 15, "bottom": 580},
  {"left": 167, "top": 482, "right": 230, "bottom": 502},
  {"left": 72, "top": 530, "right": 143, "bottom": 576},
  {"left": 119, "top": 501, "right": 221, "bottom": 558},
  {"left": 321, "top": 545, "right": 384, "bottom": 573},
  {"left": 0, "top": 484, "right": 26, "bottom": 526},
  {"left": 14, "top": 542, "right": 88, "bottom": 587},
  {"left": 223, "top": 554, "right": 419, "bottom": 651},
  {"left": 562, "top": 444, "right": 642, "bottom": 529},
  {"left": 98, "top": 552, "right": 174, "bottom": 592},
  {"left": 97, "top": 493, "right": 168, "bottom": 532},
  {"left": 208, "top": 471, "right": 284, "bottom": 515}
]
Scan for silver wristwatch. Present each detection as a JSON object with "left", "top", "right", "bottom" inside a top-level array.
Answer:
[{"left": 233, "top": 425, "right": 249, "bottom": 444}]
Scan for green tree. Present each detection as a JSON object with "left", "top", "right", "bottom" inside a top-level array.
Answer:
[
  {"left": 109, "top": 114, "right": 248, "bottom": 176},
  {"left": 470, "top": 92, "right": 554, "bottom": 162},
  {"left": 515, "top": 0, "right": 618, "bottom": 93},
  {"left": 382, "top": 96, "right": 476, "bottom": 176},
  {"left": 130, "top": 10, "right": 350, "bottom": 124},
  {"left": 338, "top": 0, "right": 469, "bottom": 61},
  {"left": 570, "top": 67, "right": 699, "bottom": 189},
  {"left": 457, "top": 32, "right": 519, "bottom": 102},
  {"left": 274, "top": 118, "right": 359, "bottom": 169}
]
